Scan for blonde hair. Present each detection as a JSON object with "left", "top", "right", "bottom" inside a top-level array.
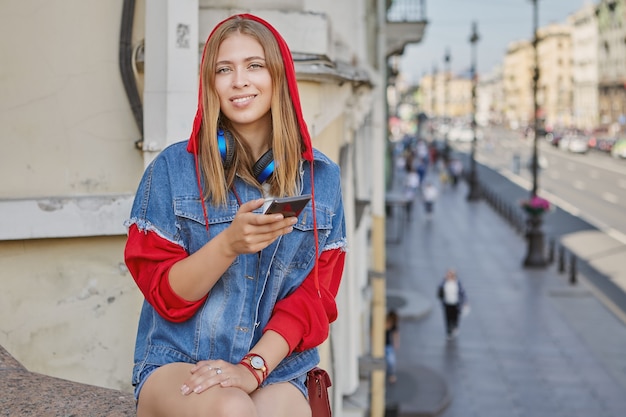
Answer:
[{"left": 197, "top": 17, "right": 304, "bottom": 205}]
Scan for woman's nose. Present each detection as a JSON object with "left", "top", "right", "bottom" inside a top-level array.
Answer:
[{"left": 232, "top": 69, "right": 249, "bottom": 88}]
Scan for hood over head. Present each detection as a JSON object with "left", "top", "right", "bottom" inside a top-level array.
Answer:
[{"left": 187, "top": 13, "right": 313, "bottom": 162}]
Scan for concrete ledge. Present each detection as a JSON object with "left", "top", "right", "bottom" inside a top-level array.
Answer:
[{"left": 0, "top": 345, "right": 135, "bottom": 416}]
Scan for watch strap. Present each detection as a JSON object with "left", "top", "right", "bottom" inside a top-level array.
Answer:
[{"left": 239, "top": 360, "right": 262, "bottom": 388}]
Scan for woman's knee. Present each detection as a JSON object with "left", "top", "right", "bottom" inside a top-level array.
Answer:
[{"left": 210, "top": 388, "right": 257, "bottom": 417}]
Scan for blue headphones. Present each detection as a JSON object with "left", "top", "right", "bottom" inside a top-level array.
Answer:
[{"left": 217, "top": 129, "right": 275, "bottom": 183}]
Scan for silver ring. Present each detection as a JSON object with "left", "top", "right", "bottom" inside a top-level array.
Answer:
[{"left": 215, "top": 367, "right": 222, "bottom": 375}]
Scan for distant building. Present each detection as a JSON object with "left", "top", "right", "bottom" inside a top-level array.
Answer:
[
  {"left": 503, "top": 39, "right": 534, "bottom": 129},
  {"left": 597, "top": 0, "right": 626, "bottom": 133},
  {"left": 569, "top": 2, "right": 600, "bottom": 130},
  {"left": 537, "top": 23, "right": 573, "bottom": 130},
  {"left": 477, "top": 65, "right": 505, "bottom": 126}
]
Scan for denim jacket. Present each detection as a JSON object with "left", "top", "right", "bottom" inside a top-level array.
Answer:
[{"left": 125, "top": 141, "right": 346, "bottom": 397}]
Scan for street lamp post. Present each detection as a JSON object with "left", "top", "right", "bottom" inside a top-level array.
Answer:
[
  {"left": 431, "top": 63, "right": 437, "bottom": 141},
  {"left": 466, "top": 21, "right": 481, "bottom": 201},
  {"left": 443, "top": 48, "right": 451, "bottom": 150},
  {"left": 523, "top": 0, "right": 547, "bottom": 267}
]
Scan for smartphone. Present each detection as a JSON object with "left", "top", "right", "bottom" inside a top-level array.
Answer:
[{"left": 263, "top": 194, "right": 312, "bottom": 217}]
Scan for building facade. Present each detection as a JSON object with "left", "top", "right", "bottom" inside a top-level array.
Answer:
[
  {"left": 477, "top": 65, "right": 505, "bottom": 126},
  {"left": 597, "top": 0, "right": 626, "bottom": 132},
  {"left": 503, "top": 39, "right": 534, "bottom": 129},
  {"left": 537, "top": 23, "right": 573, "bottom": 130},
  {"left": 570, "top": 2, "right": 600, "bottom": 130}
]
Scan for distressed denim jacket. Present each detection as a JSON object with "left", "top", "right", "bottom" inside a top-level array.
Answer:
[{"left": 125, "top": 141, "right": 346, "bottom": 397}]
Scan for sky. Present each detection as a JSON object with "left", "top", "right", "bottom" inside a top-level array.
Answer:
[{"left": 398, "top": 0, "right": 595, "bottom": 84}]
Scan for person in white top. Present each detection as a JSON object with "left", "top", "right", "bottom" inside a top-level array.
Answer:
[
  {"left": 437, "top": 268, "right": 467, "bottom": 339},
  {"left": 422, "top": 181, "right": 439, "bottom": 214}
]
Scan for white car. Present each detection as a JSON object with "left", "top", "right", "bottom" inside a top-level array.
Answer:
[
  {"left": 559, "top": 134, "right": 588, "bottom": 153},
  {"left": 567, "top": 136, "right": 589, "bottom": 153}
]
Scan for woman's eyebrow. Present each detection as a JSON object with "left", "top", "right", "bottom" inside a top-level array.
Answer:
[{"left": 216, "top": 56, "right": 266, "bottom": 66}]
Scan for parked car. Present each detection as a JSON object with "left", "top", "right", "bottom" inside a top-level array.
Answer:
[
  {"left": 591, "top": 136, "right": 616, "bottom": 153},
  {"left": 568, "top": 136, "right": 589, "bottom": 153},
  {"left": 611, "top": 138, "right": 626, "bottom": 159},
  {"left": 545, "top": 131, "right": 563, "bottom": 147},
  {"left": 559, "top": 134, "right": 589, "bottom": 154}
]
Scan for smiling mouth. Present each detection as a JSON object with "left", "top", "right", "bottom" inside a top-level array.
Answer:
[{"left": 232, "top": 95, "right": 255, "bottom": 104}]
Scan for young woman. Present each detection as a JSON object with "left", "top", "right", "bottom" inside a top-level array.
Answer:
[{"left": 124, "top": 14, "right": 346, "bottom": 417}]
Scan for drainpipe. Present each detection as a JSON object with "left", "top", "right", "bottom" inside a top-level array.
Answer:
[{"left": 119, "top": 0, "right": 143, "bottom": 139}]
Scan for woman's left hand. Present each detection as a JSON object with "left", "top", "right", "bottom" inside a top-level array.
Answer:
[{"left": 180, "top": 359, "right": 259, "bottom": 395}]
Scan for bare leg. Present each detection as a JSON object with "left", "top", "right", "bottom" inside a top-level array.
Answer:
[
  {"left": 253, "top": 381, "right": 312, "bottom": 417},
  {"left": 137, "top": 362, "right": 256, "bottom": 417}
]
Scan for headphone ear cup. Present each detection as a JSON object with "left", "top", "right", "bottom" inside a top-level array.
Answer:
[
  {"left": 253, "top": 149, "right": 275, "bottom": 183},
  {"left": 217, "top": 129, "right": 235, "bottom": 169}
]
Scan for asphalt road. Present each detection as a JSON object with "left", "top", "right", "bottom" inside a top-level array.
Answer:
[
  {"left": 458, "top": 126, "right": 626, "bottom": 245},
  {"left": 445, "top": 129, "right": 626, "bottom": 318}
]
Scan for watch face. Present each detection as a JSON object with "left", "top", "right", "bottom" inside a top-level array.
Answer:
[{"left": 250, "top": 355, "right": 265, "bottom": 369}]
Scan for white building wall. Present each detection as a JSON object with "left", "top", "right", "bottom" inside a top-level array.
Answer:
[{"left": 0, "top": 0, "right": 146, "bottom": 392}]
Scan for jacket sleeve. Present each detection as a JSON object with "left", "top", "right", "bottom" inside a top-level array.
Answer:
[
  {"left": 124, "top": 224, "right": 208, "bottom": 322},
  {"left": 263, "top": 247, "right": 346, "bottom": 353}
]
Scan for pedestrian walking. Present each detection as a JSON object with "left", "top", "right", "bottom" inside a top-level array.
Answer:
[
  {"left": 422, "top": 181, "right": 438, "bottom": 215},
  {"left": 437, "top": 269, "right": 467, "bottom": 340},
  {"left": 385, "top": 310, "right": 400, "bottom": 384},
  {"left": 403, "top": 170, "right": 420, "bottom": 220},
  {"left": 123, "top": 14, "right": 347, "bottom": 417}
]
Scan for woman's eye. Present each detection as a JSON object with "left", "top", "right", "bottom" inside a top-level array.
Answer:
[
  {"left": 216, "top": 67, "right": 231, "bottom": 74},
  {"left": 249, "top": 63, "right": 264, "bottom": 69}
]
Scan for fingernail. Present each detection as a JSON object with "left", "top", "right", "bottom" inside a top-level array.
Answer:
[
  {"left": 181, "top": 385, "right": 189, "bottom": 395},
  {"left": 193, "top": 385, "right": 202, "bottom": 393}
]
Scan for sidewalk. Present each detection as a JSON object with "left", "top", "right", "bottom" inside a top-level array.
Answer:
[{"left": 384, "top": 164, "right": 626, "bottom": 417}]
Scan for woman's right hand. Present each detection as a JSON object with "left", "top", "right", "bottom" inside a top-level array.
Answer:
[
  {"left": 222, "top": 198, "right": 298, "bottom": 256},
  {"left": 182, "top": 359, "right": 261, "bottom": 395}
]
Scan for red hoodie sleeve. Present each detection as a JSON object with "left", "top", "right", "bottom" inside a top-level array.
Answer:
[
  {"left": 124, "top": 224, "right": 207, "bottom": 322},
  {"left": 264, "top": 247, "right": 345, "bottom": 353}
]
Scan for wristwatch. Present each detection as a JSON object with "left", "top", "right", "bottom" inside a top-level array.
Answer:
[
  {"left": 241, "top": 353, "right": 268, "bottom": 382},
  {"left": 249, "top": 355, "right": 266, "bottom": 372}
]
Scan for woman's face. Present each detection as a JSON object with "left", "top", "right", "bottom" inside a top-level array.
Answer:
[{"left": 214, "top": 33, "right": 273, "bottom": 132}]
